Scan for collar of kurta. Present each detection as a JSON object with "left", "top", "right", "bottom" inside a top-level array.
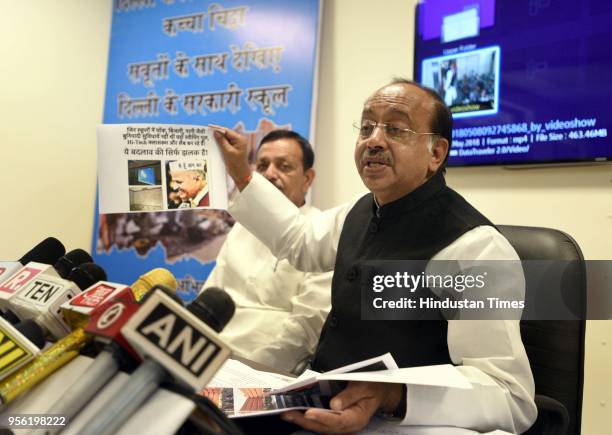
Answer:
[
  {"left": 190, "top": 186, "right": 208, "bottom": 207},
  {"left": 371, "top": 170, "right": 446, "bottom": 218}
]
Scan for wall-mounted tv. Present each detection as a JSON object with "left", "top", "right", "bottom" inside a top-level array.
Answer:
[{"left": 414, "top": 0, "right": 612, "bottom": 166}]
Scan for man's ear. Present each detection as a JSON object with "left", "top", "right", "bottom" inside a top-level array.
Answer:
[
  {"left": 428, "top": 137, "right": 449, "bottom": 175},
  {"left": 302, "top": 168, "right": 315, "bottom": 193}
]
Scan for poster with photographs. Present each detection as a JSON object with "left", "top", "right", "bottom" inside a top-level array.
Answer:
[
  {"left": 97, "top": 124, "right": 226, "bottom": 214},
  {"left": 92, "top": 0, "right": 321, "bottom": 302}
]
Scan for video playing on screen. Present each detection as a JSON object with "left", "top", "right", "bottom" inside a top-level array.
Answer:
[
  {"left": 414, "top": 0, "right": 612, "bottom": 166},
  {"left": 421, "top": 46, "right": 499, "bottom": 118}
]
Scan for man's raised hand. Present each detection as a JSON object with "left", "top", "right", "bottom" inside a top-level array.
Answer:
[{"left": 209, "top": 124, "right": 252, "bottom": 190}]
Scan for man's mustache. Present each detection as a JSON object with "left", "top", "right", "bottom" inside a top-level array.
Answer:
[{"left": 360, "top": 148, "right": 393, "bottom": 165}]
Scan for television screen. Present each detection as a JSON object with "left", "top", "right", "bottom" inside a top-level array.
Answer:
[
  {"left": 137, "top": 167, "right": 156, "bottom": 185},
  {"left": 414, "top": 0, "right": 612, "bottom": 166}
]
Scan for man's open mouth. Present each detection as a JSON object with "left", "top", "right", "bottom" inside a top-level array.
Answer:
[{"left": 363, "top": 157, "right": 391, "bottom": 167}]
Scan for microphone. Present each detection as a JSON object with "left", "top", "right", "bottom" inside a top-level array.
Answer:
[
  {"left": 60, "top": 266, "right": 173, "bottom": 331},
  {"left": 0, "top": 263, "right": 62, "bottom": 313},
  {"left": 19, "top": 237, "right": 66, "bottom": 266},
  {"left": 0, "top": 247, "right": 92, "bottom": 317},
  {"left": 67, "top": 263, "right": 108, "bottom": 293},
  {"left": 0, "top": 268, "right": 177, "bottom": 407},
  {"left": 0, "top": 317, "right": 45, "bottom": 380},
  {"left": 80, "top": 287, "right": 234, "bottom": 435},
  {"left": 53, "top": 249, "right": 94, "bottom": 279},
  {"left": 60, "top": 281, "right": 131, "bottom": 331},
  {"left": 43, "top": 285, "right": 178, "bottom": 430},
  {"left": 188, "top": 287, "right": 235, "bottom": 333},
  {"left": 0, "top": 237, "right": 65, "bottom": 283},
  {"left": 48, "top": 287, "right": 230, "bottom": 429},
  {"left": 7, "top": 263, "right": 107, "bottom": 340}
]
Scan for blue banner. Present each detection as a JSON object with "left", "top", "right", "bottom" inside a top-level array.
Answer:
[{"left": 92, "top": 0, "right": 321, "bottom": 302}]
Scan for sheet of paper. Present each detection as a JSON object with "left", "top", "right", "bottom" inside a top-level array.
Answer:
[
  {"left": 270, "top": 353, "right": 399, "bottom": 395},
  {"left": 317, "top": 364, "right": 472, "bottom": 389},
  {"left": 199, "top": 356, "right": 475, "bottom": 420},
  {"left": 296, "top": 368, "right": 320, "bottom": 381},
  {"left": 97, "top": 123, "right": 228, "bottom": 213},
  {"left": 326, "top": 352, "right": 399, "bottom": 373},
  {"left": 207, "top": 358, "right": 295, "bottom": 388}
]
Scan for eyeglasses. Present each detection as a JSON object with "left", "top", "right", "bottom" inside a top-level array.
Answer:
[{"left": 353, "top": 120, "right": 439, "bottom": 143}]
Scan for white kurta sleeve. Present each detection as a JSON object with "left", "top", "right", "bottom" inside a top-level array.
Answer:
[
  {"left": 401, "top": 226, "right": 537, "bottom": 434},
  {"left": 201, "top": 232, "right": 230, "bottom": 292},
  {"left": 249, "top": 270, "right": 333, "bottom": 373},
  {"left": 228, "top": 172, "right": 349, "bottom": 273}
]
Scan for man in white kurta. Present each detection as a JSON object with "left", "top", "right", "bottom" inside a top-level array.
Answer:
[
  {"left": 211, "top": 80, "right": 537, "bottom": 434},
  {"left": 203, "top": 130, "right": 331, "bottom": 374}
]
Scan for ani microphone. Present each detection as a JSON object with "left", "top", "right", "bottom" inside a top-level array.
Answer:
[
  {"left": 43, "top": 284, "right": 180, "bottom": 430},
  {"left": 80, "top": 287, "right": 234, "bottom": 435}
]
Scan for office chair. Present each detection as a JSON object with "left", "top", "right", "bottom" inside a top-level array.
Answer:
[{"left": 498, "top": 226, "right": 586, "bottom": 435}]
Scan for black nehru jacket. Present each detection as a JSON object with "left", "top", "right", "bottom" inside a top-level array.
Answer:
[{"left": 311, "top": 170, "right": 494, "bottom": 372}]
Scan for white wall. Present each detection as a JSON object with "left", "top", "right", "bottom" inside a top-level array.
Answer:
[
  {"left": 0, "top": 0, "right": 609, "bottom": 433},
  {"left": 311, "top": 1, "right": 611, "bottom": 434},
  {"left": 0, "top": 0, "right": 111, "bottom": 257}
]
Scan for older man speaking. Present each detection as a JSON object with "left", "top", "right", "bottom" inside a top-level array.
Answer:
[{"left": 212, "top": 79, "right": 537, "bottom": 434}]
